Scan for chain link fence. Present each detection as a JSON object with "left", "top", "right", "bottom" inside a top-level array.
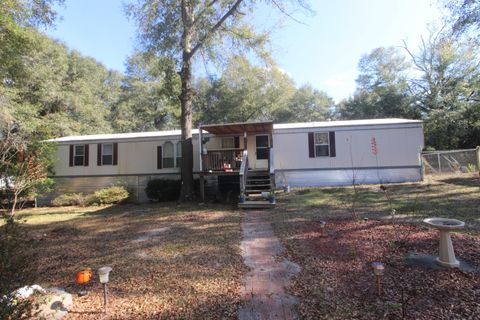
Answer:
[{"left": 422, "top": 148, "right": 480, "bottom": 175}]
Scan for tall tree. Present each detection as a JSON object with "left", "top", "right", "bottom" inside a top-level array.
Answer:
[
  {"left": 403, "top": 30, "right": 480, "bottom": 149},
  {"left": 336, "top": 47, "right": 418, "bottom": 120},
  {"left": 194, "top": 56, "right": 296, "bottom": 124},
  {"left": 444, "top": 0, "right": 480, "bottom": 37},
  {"left": 111, "top": 52, "right": 180, "bottom": 132},
  {"left": 128, "top": 0, "right": 308, "bottom": 200},
  {"left": 273, "top": 84, "right": 332, "bottom": 122}
]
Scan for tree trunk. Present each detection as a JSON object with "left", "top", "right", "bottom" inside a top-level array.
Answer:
[
  {"left": 10, "top": 193, "right": 18, "bottom": 217},
  {"left": 179, "top": 2, "right": 195, "bottom": 201}
]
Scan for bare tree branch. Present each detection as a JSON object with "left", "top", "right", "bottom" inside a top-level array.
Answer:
[
  {"left": 271, "top": 0, "right": 308, "bottom": 26},
  {"left": 189, "top": 0, "right": 243, "bottom": 58}
]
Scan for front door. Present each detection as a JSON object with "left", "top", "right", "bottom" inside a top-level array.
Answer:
[{"left": 255, "top": 135, "right": 269, "bottom": 169}]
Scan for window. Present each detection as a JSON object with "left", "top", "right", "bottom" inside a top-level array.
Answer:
[
  {"left": 314, "top": 132, "right": 330, "bottom": 157},
  {"left": 102, "top": 143, "right": 113, "bottom": 165},
  {"left": 176, "top": 141, "right": 182, "bottom": 168},
  {"left": 221, "top": 137, "right": 235, "bottom": 149},
  {"left": 97, "top": 143, "right": 117, "bottom": 166},
  {"left": 256, "top": 135, "right": 270, "bottom": 160},
  {"left": 74, "top": 145, "right": 85, "bottom": 166},
  {"left": 163, "top": 141, "right": 174, "bottom": 168}
]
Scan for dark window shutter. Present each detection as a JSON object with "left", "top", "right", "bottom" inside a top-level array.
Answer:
[
  {"left": 329, "top": 131, "right": 336, "bottom": 157},
  {"left": 97, "top": 144, "right": 102, "bottom": 166},
  {"left": 113, "top": 142, "right": 118, "bottom": 165},
  {"left": 69, "top": 145, "right": 74, "bottom": 167},
  {"left": 234, "top": 136, "right": 240, "bottom": 148},
  {"left": 84, "top": 144, "right": 89, "bottom": 166},
  {"left": 308, "top": 132, "right": 315, "bottom": 158},
  {"left": 157, "top": 146, "right": 163, "bottom": 169}
]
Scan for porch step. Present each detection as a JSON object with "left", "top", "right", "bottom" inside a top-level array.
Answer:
[
  {"left": 245, "top": 190, "right": 270, "bottom": 195},
  {"left": 245, "top": 183, "right": 270, "bottom": 189},
  {"left": 238, "top": 200, "right": 275, "bottom": 209},
  {"left": 246, "top": 178, "right": 270, "bottom": 182}
]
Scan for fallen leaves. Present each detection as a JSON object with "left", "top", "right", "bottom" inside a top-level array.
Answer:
[{"left": 23, "top": 203, "right": 246, "bottom": 319}]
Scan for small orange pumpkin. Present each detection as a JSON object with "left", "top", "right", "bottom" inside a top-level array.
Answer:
[{"left": 76, "top": 269, "right": 92, "bottom": 285}]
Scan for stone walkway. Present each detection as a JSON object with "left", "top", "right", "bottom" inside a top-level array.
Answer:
[{"left": 238, "top": 210, "right": 300, "bottom": 320}]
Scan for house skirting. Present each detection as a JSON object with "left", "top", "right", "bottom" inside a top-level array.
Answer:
[
  {"left": 38, "top": 173, "right": 181, "bottom": 205},
  {"left": 274, "top": 166, "right": 422, "bottom": 188}
]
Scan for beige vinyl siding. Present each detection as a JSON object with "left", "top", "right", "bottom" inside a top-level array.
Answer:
[
  {"left": 54, "top": 136, "right": 201, "bottom": 176},
  {"left": 272, "top": 124, "right": 424, "bottom": 170}
]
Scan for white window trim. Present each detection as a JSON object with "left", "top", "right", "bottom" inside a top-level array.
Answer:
[
  {"left": 314, "top": 132, "right": 330, "bottom": 157},
  {"left": 162, "top": 141, "right": 175, "bottom": 168},
  {"left": 102, "top": 143, "right": 113, "bottom": 165},
  {"left": 73, "top": 144, "right": 85, "bottom": 166}
]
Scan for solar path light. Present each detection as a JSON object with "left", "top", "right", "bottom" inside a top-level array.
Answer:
[
  {"left": 371, "top": 262, "right": 385, "bottom": 296},
  {"left": 98, "top": 266, "right": 112, "bottom": 313}
]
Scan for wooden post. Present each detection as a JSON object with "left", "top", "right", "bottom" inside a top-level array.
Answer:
[
  {"left": 198, "top": 126, "right": 203, "bottom": 172},
  {"left": 199, "top": 175, "right": 205, "bottom": 202},
  {"left": 243, "top": 130, "right": 247, "bottom": 151},
  {"left": 476, "top": 146, "right": 480, "bottom": 172}
]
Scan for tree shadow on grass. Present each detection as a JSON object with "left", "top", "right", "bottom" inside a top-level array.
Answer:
[
  {"left": 437, "top": 175, "right": 480, "bottom": 187},
  {"left": 17, "top": 202, "right": 246, "bottom": 319}
]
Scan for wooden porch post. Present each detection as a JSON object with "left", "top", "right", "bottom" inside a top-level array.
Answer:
[
  {"left": 243, "top": 129, "right": 248, "bottom": 151},
  {"left": 198, "top": 125, "right": 203, "bottom": 172},
  {"left": 199, "top": 175, "right": 205, "bottom": 202}
]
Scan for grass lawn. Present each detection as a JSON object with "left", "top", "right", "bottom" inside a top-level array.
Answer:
[
  {"left": 11, "top": 203, "right": 245, "bottom": 319},
  {"left": 269, "top": 173, "right": 480, "bottom": 319}
]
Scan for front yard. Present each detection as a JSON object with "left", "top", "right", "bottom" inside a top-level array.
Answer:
[
  {"left": 269, "top": 173, "right": 480, "bottom": 319},
  {"left": 2, "top": 173, "right": 479, "bottom": 319},
  {"left": 15, "top": 203, "right": 246, "bottom": 319}
]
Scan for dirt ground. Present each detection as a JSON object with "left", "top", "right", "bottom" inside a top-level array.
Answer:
[
  {"left": 21, "top": 203, "right": 246, "bottom": 319},
  {"left": 4, "top": 173, "right": 479, "bottom": 319},
  {"left": 270, "top": 173, "right": 480, "bottom": 319}
]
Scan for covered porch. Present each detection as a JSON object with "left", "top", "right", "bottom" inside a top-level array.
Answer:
[
  {"left": 198, "top": 121, "right": 274, "bottom": 173},
  {"left": 197, "top": 121, "right": 276, "bottom": 206}
]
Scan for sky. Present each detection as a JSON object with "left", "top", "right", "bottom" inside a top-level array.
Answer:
[{"left": 45, "top": 0, "right": 442, "bottom": 102}]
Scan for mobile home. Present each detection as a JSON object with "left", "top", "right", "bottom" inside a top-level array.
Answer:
[{"left": 41, "top": 118, "right": 424, "bottom": 205}]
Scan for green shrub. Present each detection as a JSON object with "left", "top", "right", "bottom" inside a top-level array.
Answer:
[
  {"left": 51, "top": 193, "right": 85, "bottom": 207},
  {"left": 86, "top": 186, "right": 130, "bottom": 205},
  {"left": 145, "top": 179, "right": 181, "bottom": 202}
]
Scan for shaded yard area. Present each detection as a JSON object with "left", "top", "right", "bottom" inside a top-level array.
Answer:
[
  {"left": 269, "top": 173, "right": 480, "bottom": 319},
  {"left": 14, "top": 203, "right": 246, "bottom": 319}
]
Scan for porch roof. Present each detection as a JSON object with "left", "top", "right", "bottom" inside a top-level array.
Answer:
[{"left": 200, "top": 121, "right": 273, "bottom": 135}]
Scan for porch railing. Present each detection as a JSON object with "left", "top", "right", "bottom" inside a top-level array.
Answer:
[
  {"left": 204, "top": 148, "right": 243, "bottom": 171},
  {"left": 239, "top": 150, "right": 248, "bottom": 195}
]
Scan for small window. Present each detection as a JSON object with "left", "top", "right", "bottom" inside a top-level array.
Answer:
[
  {"left": 314, "top": 132, "right": 329, "bottom": 157},
  {"left": 74, "top": 145, "right": 85, "bottom": 166},
  {"left": 176, "top": 141, "right": 182, "bottom": 168},
  {"left": 163, "top": 141, "right": 174, "bottom": 168},
  {"left": 102, "top": 144, "right": 113, "bottom": 165},
  {"left": 221, "top": 137, "right": 235, "bottom": 149}
]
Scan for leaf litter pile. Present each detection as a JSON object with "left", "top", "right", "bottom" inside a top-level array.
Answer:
[
  {"left": 25, "top": 203, "right": 246, "bottom": 319},
  {"left": 270, "top": 174, "right": 480, "bottom": 319}
]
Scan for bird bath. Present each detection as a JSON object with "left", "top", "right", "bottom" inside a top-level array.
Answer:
[{"left": 423, "top": 218, "right": 465, "bottom": 268}]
